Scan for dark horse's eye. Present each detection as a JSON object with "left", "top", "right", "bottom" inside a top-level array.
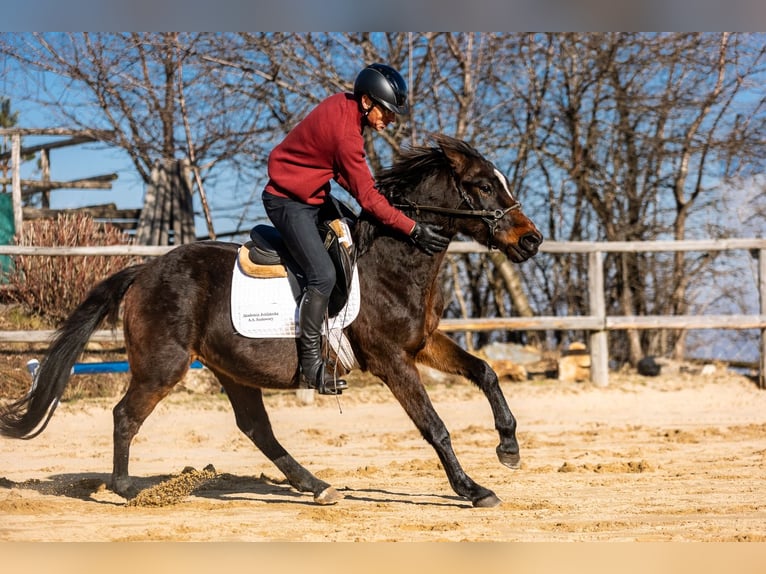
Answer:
[{"left": 478, "top": 183, "right": 492, "bottom": 196}]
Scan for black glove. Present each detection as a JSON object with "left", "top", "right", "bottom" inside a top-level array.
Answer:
[{"left": 410, "top": 222, "right": 450, "bottom": 255}]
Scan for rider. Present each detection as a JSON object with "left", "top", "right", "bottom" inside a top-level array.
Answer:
[{"left": 261, "top": 63, "right": 450, "bottom": 395}]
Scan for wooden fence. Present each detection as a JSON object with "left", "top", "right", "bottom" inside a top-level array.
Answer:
[
  {"left": 1, "top": 238, "right": 764, "bottom": 388},
  {"left": 1, "top": 129, "right": 198, "bottom": 241},
  {"left": 0, "top": 128, "right": 120, "bottom": 234},
  {"left": 445, "top": 238, "right": 766, "bottom": 388}
]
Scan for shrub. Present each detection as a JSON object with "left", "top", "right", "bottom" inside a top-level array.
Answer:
[{"left": 8, "top": 213, "right": 141, "bottom": 323}]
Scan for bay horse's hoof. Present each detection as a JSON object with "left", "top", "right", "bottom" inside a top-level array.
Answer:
[
  {"left": 497, "top": 445, "right": 521, "bottom": 469},
  {"left": 473, "top": 493, "right": 502, "bottom": 508},
  {"left": 314, "top": 486, "right": 344, "bottom": 505}
]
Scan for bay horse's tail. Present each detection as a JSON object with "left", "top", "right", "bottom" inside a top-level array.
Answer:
[{"left": 0, "top": 264, "right": 144, "bottom": 439}]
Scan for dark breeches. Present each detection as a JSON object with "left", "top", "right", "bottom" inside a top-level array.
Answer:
[{"left": 262, "top": 191, "right": 336, "bottom": 297}]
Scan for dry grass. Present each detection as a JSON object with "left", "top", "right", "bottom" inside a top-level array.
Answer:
[
  {"left": 0, "top": 214, "right": 140, "bottom": 402},
  {"left": 7, "top": 213, "right": 140, "bottom": 322}
]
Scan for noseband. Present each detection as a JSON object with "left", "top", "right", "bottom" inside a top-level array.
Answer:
[{"left": 394, "top": 185, "right": 521, "bottom": 250}]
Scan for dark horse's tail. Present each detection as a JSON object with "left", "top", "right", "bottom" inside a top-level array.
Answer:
[{"left": 0, "top": 264, "right": 144, "bottom": 439}]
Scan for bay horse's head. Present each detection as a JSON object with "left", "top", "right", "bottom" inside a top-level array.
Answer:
[{"left": 387, "top": 134, "right": 542, "bottom": 262}]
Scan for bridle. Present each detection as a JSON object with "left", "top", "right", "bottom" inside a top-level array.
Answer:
[{"left": 393, "top": 178, "right": 522, "bottom": 249}]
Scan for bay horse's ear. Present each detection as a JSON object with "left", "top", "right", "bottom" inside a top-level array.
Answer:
[{"left": 433, "top": 133, "right": 468, "bottom": 175}]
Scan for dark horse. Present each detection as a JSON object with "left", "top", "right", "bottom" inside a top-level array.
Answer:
[{"left": 0, "top": 134, "right": 542, "bottom": 508}]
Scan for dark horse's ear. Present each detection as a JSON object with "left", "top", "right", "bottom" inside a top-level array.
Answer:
[{"left": 432, "top": 133, "right": 468, "bottom": 175}]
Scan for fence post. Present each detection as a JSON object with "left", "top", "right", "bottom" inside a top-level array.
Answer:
[
  {"left": 11, "top": 133, "right": 22, "bottom": 239},
  {"left": 588, "top": 250, "right": 609, "bottom": 387},
  {"left": 760, "top": 249, "right": 766, "bottom": 389}
]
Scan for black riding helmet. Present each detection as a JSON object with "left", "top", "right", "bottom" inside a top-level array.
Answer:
[{"left": 353, "top": 63, "right": 409, "bottom": 115}]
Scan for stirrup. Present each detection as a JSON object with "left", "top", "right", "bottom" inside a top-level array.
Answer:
[
  {"left": 302, "top": 369, "right": 348, "bottom": 396},
  {"left": 316, "top": 377, "right": 348, "bottom": 396}
]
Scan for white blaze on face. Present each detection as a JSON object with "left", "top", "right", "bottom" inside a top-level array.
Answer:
[{"left": 493, "top": 168, "right": 513, "bottom": 199}]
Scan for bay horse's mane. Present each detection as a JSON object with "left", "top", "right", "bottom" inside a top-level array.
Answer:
[{"left": 354, "top": 135, "right": 485, "bottom": 253}]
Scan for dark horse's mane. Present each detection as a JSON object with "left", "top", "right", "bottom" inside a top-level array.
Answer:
[{"left": 354, "top": 135, "right": 485, "bottom": 254}]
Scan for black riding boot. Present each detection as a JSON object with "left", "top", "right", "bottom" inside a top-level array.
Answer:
[{"left": 298, "top": 288, "right": 348, "bottom": 395}]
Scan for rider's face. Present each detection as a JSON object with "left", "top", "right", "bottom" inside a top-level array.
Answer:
[{"left": 362, "top": 96, "right": 396, "bottom": 132}]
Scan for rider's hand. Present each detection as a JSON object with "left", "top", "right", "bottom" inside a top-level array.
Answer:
[{"left": 410, "top": 223, "right": 450, "bottom": 255}]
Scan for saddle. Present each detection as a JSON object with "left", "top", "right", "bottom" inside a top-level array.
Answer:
[{"left": 239, "top": 217, "right": 357, "bottom": 317}]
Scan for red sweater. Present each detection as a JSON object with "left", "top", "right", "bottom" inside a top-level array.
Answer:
[{"left": 264, "top": 92, "right": 415, "bottom": 236}]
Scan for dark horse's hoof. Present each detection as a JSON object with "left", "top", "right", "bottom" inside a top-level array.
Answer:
[
  {"left": 474, "top": 493, "right": 502, "bottom": 508},
  {"left": 315, "top": 486, "right": 344, "bottom": 505},
  {"left": 497, "top": 445, "right": 521, "bottom": 469},
  {"left": 110, "top": 480, "right": 139, "bottom": 500}
]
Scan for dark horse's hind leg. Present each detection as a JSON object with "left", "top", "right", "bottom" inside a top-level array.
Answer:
[
  {"left": 218, "top": 375, "right": 343, "bottom": 505},
  {"left": 420, "top": 331, "right": 521, "bottom": 469},
  {"left": 377, "top": 357, "right": 501, "bottom": 508},
  {"left": 112, "top": 374, "right": 182, "bottom": 498}
]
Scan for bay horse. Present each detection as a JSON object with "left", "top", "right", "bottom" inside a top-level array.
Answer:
[{"left": 0, "top": 134, "right": 542, "bottom": 508}]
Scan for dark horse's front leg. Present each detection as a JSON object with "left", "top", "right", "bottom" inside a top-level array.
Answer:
[
  {"left": 374, "top": 354, "right": 501, "bottom": 508},
  {"left": 217, "top": 374, "right": 343, "bottom": 505},
  {"left": 418, "top": 331, "right": 521, "bottom": 470}
]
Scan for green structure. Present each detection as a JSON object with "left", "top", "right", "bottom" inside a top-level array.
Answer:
[{"left": 0, "top": 193, "right": 14, "bottom": 282}]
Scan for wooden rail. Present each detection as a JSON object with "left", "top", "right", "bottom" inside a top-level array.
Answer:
[
  {"left": 0, "top": 239, "right": 764, "bottom": 388},
  {"left": 452, "top": 238, "right": 766, "bottom": 388}
]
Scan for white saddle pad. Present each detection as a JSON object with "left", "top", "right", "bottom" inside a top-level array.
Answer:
[{"left": 230, "top": 255, "right": 361, "bottom": 339}]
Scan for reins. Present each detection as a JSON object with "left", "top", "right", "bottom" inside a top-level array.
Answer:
[
  {"left": 395, "top": 197, "right": 520, "bottom": 221},
  {"left": 393, "top": 195, "right": 521, "bottom": 250}
]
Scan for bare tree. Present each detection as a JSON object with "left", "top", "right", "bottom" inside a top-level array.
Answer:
[
  {"left": 0, "top": 32, "right": 278, "bottom": 236},
  {"left": 520, "top": 32, "right": 766, "bottom": 364}
]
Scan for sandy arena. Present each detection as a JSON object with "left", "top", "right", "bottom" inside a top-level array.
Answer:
[{"left": 1, "top": 367, "right": 765, "bottom": 543}]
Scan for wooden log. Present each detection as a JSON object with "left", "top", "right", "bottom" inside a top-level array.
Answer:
[
  {"left": 0, "top": 245, "right": 174, "bottom": 256},
  {"left": 11, "top": 134, "right": 22, "bottom": 238},
  {"left": 0, "top": 127, "right": 115, "bottom": 138},
  {"left": 0, "top": 135, "right": 94, "bottom": 160},
  {"left": 760, "top": 249, "right": 766, "bottom": 388},
  {"left": 40, "top": 148, "right": 50, "bottom": 208},
  {"left": 438, "top": 316, "right": 604, "bottom": 331},
  {"left": 607, "top": 315, "right": 766, "bottom": 330},
  {"left": 0, "top": 329, "right": 123, "bottom": 343},
  {"left": 448, "top": 238, "right": 766, "bottom": 254},
  {"left": 588, "top": 251, "right": 609, "bottom": 387},
  {"left": 0, "top": 174, "right": 118, "bottom": 192},
  {"left": 22, "top": 204, "right": 141, "bottom": 221},
  {"left": 439, "top": 315, "right": 766, "bottom": 332}
]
